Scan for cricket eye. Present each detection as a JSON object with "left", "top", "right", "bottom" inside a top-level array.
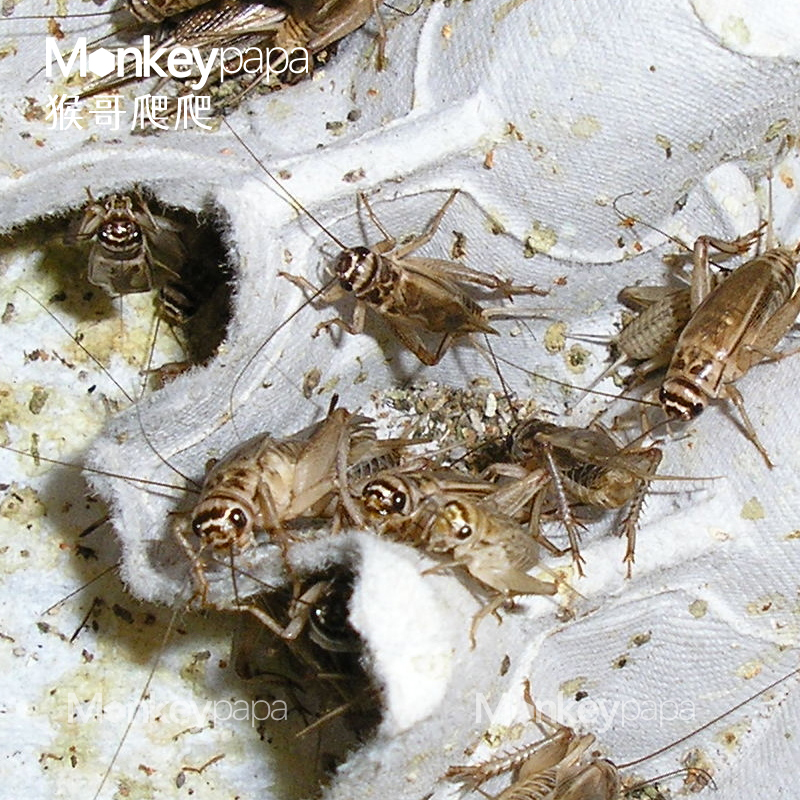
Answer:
[
  {"left": 334, "top": 251, "right": 357, "bottom": 286},
  {"left": 392, "top": 490, "right": 407, "bottom": 511},
  {"left": 444, "top": 502, "right": 471, "bottom": 539},
  {"left": 229, "top": 508, "right": 248, "bottom": 530},
  {"left": 454, "top": 524, "right": 472, "bottom": 540},
  {"left": 689, "top": 404, "right": 703, "bottom": 419}
]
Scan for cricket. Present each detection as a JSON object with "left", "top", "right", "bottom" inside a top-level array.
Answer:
[{"left": 2, "top": 8, "right": 799, "bottom": 799}]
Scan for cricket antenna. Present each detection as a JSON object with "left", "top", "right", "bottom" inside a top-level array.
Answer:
[
  {"left": 489, "top": 349, "right": 662, "bottom": 409},
  {"left": 612, "top": 192, "right": 692, "bottom": 254},
  {"left": 41, "top": 561, "right": 120, "bottom": 616},
  {"left": 482, "top": 334, "right": 517, "bottom": 424},
  {"left": 226, "top": 275, "right": 337, "bottom": 437},
  {"left": 17, "top": 288, "right": 200, "bottom": 488},
  {"left": 617, "top": 663, "right": 800, "bottom": 771},
  {"left": 222, "top": 119, "right": 349, "bottom": 250},
  {"left": 90, "top": 591, "right": 190, "bottom": 800},
  {"left": 1, "top": 443, "right": 197, "bottom": 494},
  {"left": 11, "top": 9, "right": 110, "bottom": 18},
  {"left": 765, "top": 168, "right": 775, "bottom": 251},
  {"left": 564, "top": 351, "right": 629, "bottom": 415},
  {"left": 624, "top": 767, "right": 716, "bottom": 796},
  {"left": 384, "top": 0, "right": 421, "bottom": 15}
]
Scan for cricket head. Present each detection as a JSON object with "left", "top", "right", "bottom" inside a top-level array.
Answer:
[
  {"left": 509, "top": 418, "right": 561, "bottom": 462},
  {"left": 425, "top": 499, "right": 481, "bottom": 553},
  {"left": 97, "top": 214, "right": 143, "bottom": 251},
  {"left": 191, "top": 493, "right": 256, "bottom": 551},
  {"left": 308, "top": 573, "right": 360, "bottom": 653},
  {"left": 659, "top": 376, "right": 707, "bottom": 420},
  {"left": 333, "top": 246, "right": 377, "bottom": 294},
  {"left": 360, "top": 475, "right": 413, "bottom": 519}
]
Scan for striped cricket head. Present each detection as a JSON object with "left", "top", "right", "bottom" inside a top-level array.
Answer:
[
  {"left": 360, "top": 473, "right": 415, "bottom": 518},
  {"left": 191, "top": 486, "right": 258, "bottom": 551},
  {"left": 425, "top": 499, "right": 482, "bottom": 553},
  {"left": 659, "top": 375, "right": 709, "bottom": 420},
  {"left": 306, "top": 571, "right": 361, "bottom": 653},
  {"left": 96, "top": 197, "right": 145, "bottom": 255},
  {"left": 333, "top": 246, "right": 378, "bottom": 294}
]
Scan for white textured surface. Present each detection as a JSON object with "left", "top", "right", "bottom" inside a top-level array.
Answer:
[{"left": 2, "top": 0, "right": 800, "bottom": 799}]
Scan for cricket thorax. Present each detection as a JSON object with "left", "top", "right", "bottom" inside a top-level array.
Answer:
[
  {"left": 750, "top": 247, "right": 797, "bottom": 296},
  {"left": 128, "top": 0, "right": 210, "bottom": 23},
  {"left": 89, "top": 254, "right": 150, "bottom": 295}
]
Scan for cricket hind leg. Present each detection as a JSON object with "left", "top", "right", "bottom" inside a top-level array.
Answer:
[
  {"left": 364, "top": 189, "right": 459, "bottom": 258},
  {"left": 539, "top": 444, "right": 587, "bottom": 576},
  {"left": 689, "top": 228, "right": 764, "bottom": 309},
  {"left": 388, "top": 320, "right": 455, "bottom": 366}
]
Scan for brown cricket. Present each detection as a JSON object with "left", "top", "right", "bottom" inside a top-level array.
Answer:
[
  {"left": 659, "top": 228, "right": 800, "bottom": 468},
  {"left": 65, "top": 188, "right": 187, "bottom": 297}
]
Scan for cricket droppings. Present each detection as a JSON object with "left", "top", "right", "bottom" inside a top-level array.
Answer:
[
  {"left": 740, "top": 496, "right": 765, "bottom": 520},
  {"left": 523, "top": 221, "right": 558, "bottom": 256},
  {"left": 0, "top": 484, "right": 45, "bottom": 524},
  {"left": 735, "top": 660, "right": 762, "bottom": 681},
  {"left": 302, "top": 367, "right": 322, "bottom": 399},
  {"left": 374, "top": 381, "right": 541, "bottom": 469},
  {"left": 543, "top": 321, "right": 567, "bottom": 353},
  {"left": 629, "top": 630, "right": 652, "bottom": 647},
  {"left": 745, "top": 594, "right": 787, "bottom": 615},
  {"left": 688, "top": 599, "right": 708, "bottom": 619},
  {"left": 558, "top": 676, "right": 586, "bottom": 696},
  {"left": 28, "top": 385, "right": 48, "bottom": 415},
  {"left": 571, "top": 115, "right": 601, "bottom": 139},
  {"left": 564, "top": 343, "right": 590, "bottom": 373}
]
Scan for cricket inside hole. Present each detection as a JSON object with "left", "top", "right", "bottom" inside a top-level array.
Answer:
[
  {"left": 1, "top": 204, "right": 373, "bottom": 798},
  {"left": 0, "top": 321, "right": 376, "bottom": 799}
]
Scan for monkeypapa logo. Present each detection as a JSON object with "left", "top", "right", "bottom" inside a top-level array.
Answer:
[{"left": 45, "top": 36, "right": 311, "bottom": 90}]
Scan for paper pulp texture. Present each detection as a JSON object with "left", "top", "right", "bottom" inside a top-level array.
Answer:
[{"left": 1, "top": 0, "right": 800, "bottom": 798}]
